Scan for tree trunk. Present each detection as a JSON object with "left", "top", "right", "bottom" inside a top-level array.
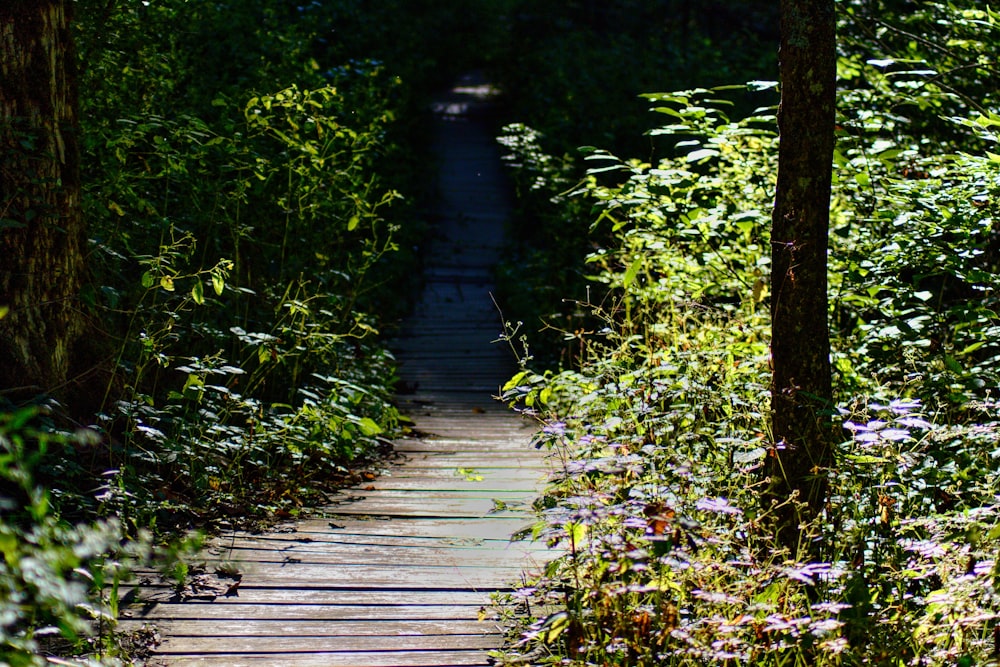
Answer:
[
  {"left": 0, "top": 1, "right": 89, "bottom": 405},
  {"left": 766, "top": 0, "right": 837, "bottom": 553}
]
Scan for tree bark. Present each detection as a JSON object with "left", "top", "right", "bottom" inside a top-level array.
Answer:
[
  {"left": 766, "top": 0, "right": 837, "bottom": 553},
  {"left": 0, "top": 1, "right": 89, "bottom": 404}
]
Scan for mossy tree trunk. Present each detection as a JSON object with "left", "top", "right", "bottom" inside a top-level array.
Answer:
[
  {"left": 0, "top": 1, "right": 90, "bottom": 406},
  {"left": 766, "top": 0, "right": 837, "bottom": 553}
]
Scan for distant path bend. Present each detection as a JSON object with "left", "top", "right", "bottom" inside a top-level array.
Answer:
[{"left": 124, "top": 73, "right": 551, "bottom": 667}]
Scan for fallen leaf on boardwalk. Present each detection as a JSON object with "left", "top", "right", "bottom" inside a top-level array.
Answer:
[{"left": 179, "top": 572, "right": 243, "bottom": 602}]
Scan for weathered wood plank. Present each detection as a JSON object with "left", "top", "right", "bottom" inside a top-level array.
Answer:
[
  {"left": 206, "top": 530, "right": 535, "bottom": 549},
  {"left": 291, "top": 516, "right": 534, "bottom": 537},
  {"left": 353, "top": 476, "right": 546, "bottom": 491},
  {"left": 322, "top": 496, "right": 532, "bottom": 518},
  {"left": 328, "top": 487, "right": 537, "bottom": 499},
  {"left": 123, "top": 603, "right": 493, "bottom": 622},
  {"left": 132, "top": 564, "right": 526, "bottom": 589},
  {"left": 125, "top": 587, "right": 503, "bottom": 607},
  {"left": 122, "top": 619, "right": 497, "bottom": 638},
  {"left": 122, "top": 602, "right": 496, "bottom": 637},
  {"left": 156, "top": 635, "right": 499, "bottom": 653},
  {"left": 202, "top": 546, "right": 548, "bottom": 567},
  {"left": 393, "top": 457, "right": 549, "bottom": 471},
  {"left": 161, "top": 650, "right": 493, "bottom": 667}
]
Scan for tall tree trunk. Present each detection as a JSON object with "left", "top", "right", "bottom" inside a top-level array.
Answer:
[
  {"left": 766, "top": 0, "right": 837, "bottom": 553},
  {"left": 0, "top": 1, "right": 89, "bottom": 405}
]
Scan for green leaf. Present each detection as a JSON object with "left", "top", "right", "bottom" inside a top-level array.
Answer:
[
  {"left": 356, "top": 417, "right": 382, "bottom": 437},
  {"left": 191, "top": 279, "right": 205, "bottom": 305},
  {"left": 538, "top": 611, "right": 571, "bottom": 644},
  {"left": 944, "top": 355, "right": 963, "bottom": 373},
  {"left": 867, "top": 58, "right": 897, "bottom": 70},
  {"left": 846, "top": 454, "right": 891, "bottom": 464},
  {"left": 960, "top": 341, "right": 985, "bottom": 356},
  {"left": 0, "top": 305, "right": 8, "bottom": 320},
  {"left": 212, "top": 273, "right": 225, "bottom": 296},
  {"left": 258, "top": 346, "right": 272, "bottom": 365},
  {"left": 502, "top": 371, "right": 529, "bottom": 392},
  {"left": 685, "top": 148, "right": 721, "bottom": 162},
  {"left": 141, "top": 271, "right": 155, "bottom": 289},
  {"left": 347, "top": 214, "right": 360, "bottom": 231},
  {"left": 182, "top": 373, "right": 204, "bottom": 393},
  {"left": 623, "top": 255, "right": 642, "bottom": 288}
]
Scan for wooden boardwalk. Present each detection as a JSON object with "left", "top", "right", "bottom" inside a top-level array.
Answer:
[{"left": 121, "top": 76, "right": 550, "bottom": 666}]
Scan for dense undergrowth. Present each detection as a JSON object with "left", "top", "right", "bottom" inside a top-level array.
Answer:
[
  {"left": 492, "top": 0, "right": 778, "bottom": 366},
  {"left": 6, "top": 1, "right": 1000, "bottom": 664},
  {"left": 492, "top": 1, "right": 1000, "bottom": 665},
  {"left": 1, "top": 1, "right": 497, "bottom": 663}
]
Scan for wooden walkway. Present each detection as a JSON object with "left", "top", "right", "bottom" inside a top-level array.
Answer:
[{"left": 122, "top": 75, "right": 550, "bottom": 666}]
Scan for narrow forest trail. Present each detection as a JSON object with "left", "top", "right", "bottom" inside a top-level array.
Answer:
[{"left": 122, "top": 75, "right": 552, "bottom": 667}]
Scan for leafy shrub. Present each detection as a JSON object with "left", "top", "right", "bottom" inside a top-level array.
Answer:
[
  {"left": 69, "top": 0, "right": 495, "bottom": 526},
  {"left": 494, "top": 16, "right": 1000, "bottom": 657},
  {"left": 0, "top": 408, "right": 152, "bottom": 666},
  {"left": 492, "top": 0, "right": 779, "bottom": 365}
]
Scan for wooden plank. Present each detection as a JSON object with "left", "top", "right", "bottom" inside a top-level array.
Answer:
[
  {"left": 291, "top": 516, "right": 535, "bottom": 539},
  {"left": 206, "top": 531, "right": 534, "bottom": 549},
  {"left": 326, "top": 491, "right": 532, "bottom": 508},
  {"left": 320, "top": 502, "right": 530, "bottom": 518},
  {"left": 124, "top": 588, "right": 502, "bottom": 608},
  {"left": 162, "top": 650, "right": 493, "bottom": 666},
  {"left": 122, "top": 619, "right": 496, "bottom": 637},
  {"left": 327, "top": 488, "right": 537, "bottom": 499},
  {"left": 122, "top": 604, "right": 489, "bottom": 624},
  {"left": 207, "top": 532, "right": 546, "bottom": 551},
  {"left": 187, "top": 554, "right": 546, "bottom": 573},
  {"left": 357, "top": 475, "right": 546, "bottom": 490},
  {"left": 392, "top": 457, "right": 549, "bottom": 471},
  {"left": 202, "top": 546, "right": 548, "bottom": 568},
  {"left": 131, "top": 565, "right": 526, "bottom": 588},
  {"left": 155, "top": 634, "right": 500, "bottom": 653},
  {"left": 391, "top": 442, "right": 538, "bottom": 455}
]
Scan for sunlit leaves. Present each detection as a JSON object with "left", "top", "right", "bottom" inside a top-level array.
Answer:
[{"left": 190, "top": 278, "right": 205, "bottom": 305}]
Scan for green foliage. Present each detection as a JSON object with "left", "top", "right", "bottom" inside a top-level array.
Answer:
[
  {"left": 80, "top": 78, "right": 405, "bottom": 525},
  {"left": 0, "top": 408, "right": 152, "bottom": 666},
  {"left": 829, "top": 1, "right": 1000, "bottom": 414},
  {"left": 832, "top": 142, "right": 1000, "bottom": 413},
  {"left": 838, "top": 1, "right": 1000, "bottom": 148},
  {"left": 492, "top": 0, "right": 779, "bottom": 364},
  {"left": 496, "top": 0, "right": 778, "bottom": 157},
  {"left": 67, "top": 0, "right": 503, "bottom": 528},
  {"left": 494, "top": 3, "right": 1000, "bottom": 663},
  {"left": 2, "top": 1, "right": 500, "bottom": 660}
]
